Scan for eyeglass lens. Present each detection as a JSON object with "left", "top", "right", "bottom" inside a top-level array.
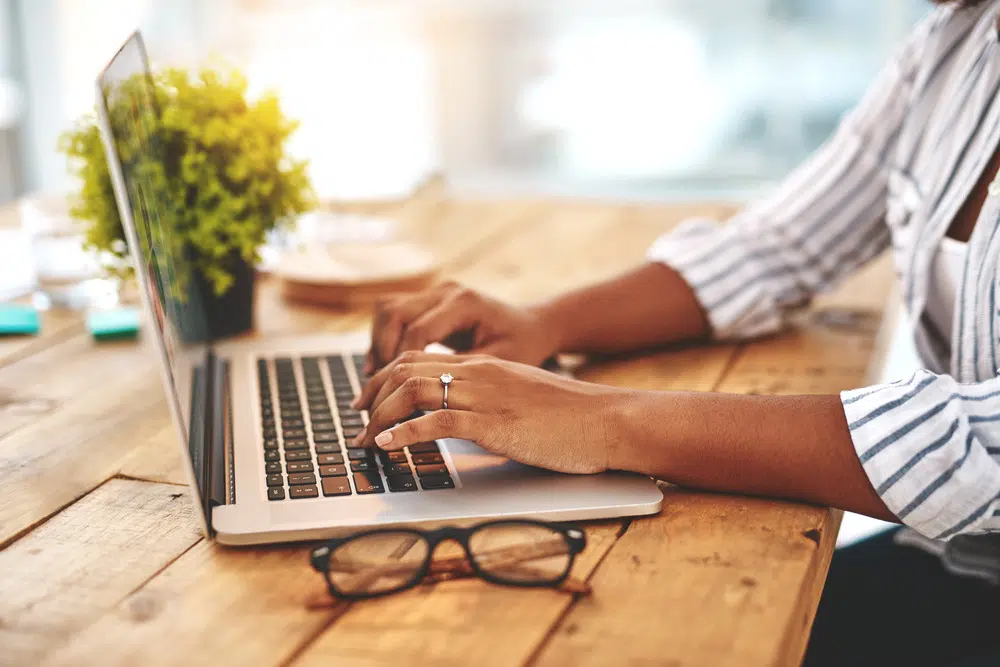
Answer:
[
  {"left": 468, "top": 523, "right": 572, "bottom": 584},
  {"left": 327, "top": 530, "right": 430, "bottom": 596}
]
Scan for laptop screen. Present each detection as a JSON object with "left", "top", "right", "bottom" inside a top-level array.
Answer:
[{"left": 97, "top": 32, "right": 214, "bottom": 526}]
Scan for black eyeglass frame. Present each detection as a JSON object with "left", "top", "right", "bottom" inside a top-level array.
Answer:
[{"left": 310, "top": 519, "right": 587, "bottom": 600}]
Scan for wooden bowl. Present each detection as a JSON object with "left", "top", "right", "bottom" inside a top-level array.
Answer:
[{"left": 274, "top": 242, "right": 439, "bottom": 308}]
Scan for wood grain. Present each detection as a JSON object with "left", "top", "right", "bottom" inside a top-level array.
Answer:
[
  {"left": 0, "top": 368, "right": 163, "bottom": 546},
  {"left": 41, "top": 540, "right": 335, "bottom": 667},
  {"left": 291, "top": 523, "right": 623, "bottom": 667},
  {"left": 532, "top": 490, "right": 836, "bottom": 667},
  {"left": 0, "top": 479, "right": 202, "bottom": 667}
]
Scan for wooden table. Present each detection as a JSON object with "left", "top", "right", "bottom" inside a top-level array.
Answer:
[{"left": 0, "top": 185, "right": 893, "bottom": 667}]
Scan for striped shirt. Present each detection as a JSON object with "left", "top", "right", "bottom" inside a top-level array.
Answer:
[{"left": 649, "top": 3, "right": 1000, "bottom": 542}]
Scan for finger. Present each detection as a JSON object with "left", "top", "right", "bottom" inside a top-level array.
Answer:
[
  {"left": 369, "top": 287, "right": 453, "bottom": 370},
  {"left": 353, "top": 352, "right": 462, "bottom": 410},
  {"left": 398, "top": 294, "right": 479, "bottom": 355},
  {"left": 368, "top": 361, "right": 468, "bottom": 416},
  {"left": 373, "top": 409, "right": 482, "bottom": 451},
  {"left": 356, "top": 377, "right": 476, "bottom": 446}
]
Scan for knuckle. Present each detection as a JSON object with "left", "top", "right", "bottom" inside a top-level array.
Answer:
[
  {"left": 433, "top": 408, "right": 457, "bottom": 431},
  {"left": 401, "top": 376, "right": 427, "bottom": 401},
  {"left": 397, "top": 350, "right": 420, "bottom": 364},
  {"left": 390, "top": 362, "right": 413, "bottom": 384}
]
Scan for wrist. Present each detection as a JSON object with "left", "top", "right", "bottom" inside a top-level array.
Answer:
[
  {"left": 527, "top": 300, "right": 571, "bottom": 359},
  {"left": 600, "top": 388, "right": 653, "bottom": 474}
]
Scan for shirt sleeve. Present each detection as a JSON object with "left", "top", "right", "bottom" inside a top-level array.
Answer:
[
  {"left": 648, "top": 11, "right": 943, "bottom": 340},
  {"left": 842, "top": 371, "right": 1000, "bottom": 540}
]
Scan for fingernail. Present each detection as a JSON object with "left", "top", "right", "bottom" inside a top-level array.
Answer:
[
  {"left": 374, "top": 430, "right": 393, "bottom": 448},
  {"left": 352, "top": 427, "right": 366, "bottom": 446},
  {"left": 350, "top": 397, "right": 361, "bottom": 409}
]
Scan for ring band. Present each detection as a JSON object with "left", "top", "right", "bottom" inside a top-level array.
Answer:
[{"left": 439, "top": 372, "right": 454, "bottom": 410}]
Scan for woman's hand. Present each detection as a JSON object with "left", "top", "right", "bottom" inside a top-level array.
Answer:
[
  {"left": 365, "top": 282, "right": 561, "bottom": 373},
  {"left": 351, "top": 352, "right": 630, "bottom": 474}
]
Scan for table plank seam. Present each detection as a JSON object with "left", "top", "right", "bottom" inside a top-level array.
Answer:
[
  {"left": 711, "top": 343, "right": 746, "bottom": 392},
  {"left": 520, "top": 518, "right": 633, "bottom": 667},
  {"left": 0, "top": 384, "right": 164, "bottom": 547},
  {"left": 45, "top": 532, "right": 208, "bottom": 662},
  {"left": 0, "top": 322, "right": 86, "bottom": 371},
  {"left": 112, "top": 471, "right": 189, "bottom": 488},
  {"left": 278, "top": 601, "right": 356, "bottom": 667}
]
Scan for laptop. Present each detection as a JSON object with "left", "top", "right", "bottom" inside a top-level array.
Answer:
[{"left": 95, "top": 31, "right": 662, "bottom": 545}]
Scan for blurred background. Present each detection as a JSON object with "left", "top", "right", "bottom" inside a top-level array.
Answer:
[{"left": 1, "top": 0, "right": 929, "bottom": 205}]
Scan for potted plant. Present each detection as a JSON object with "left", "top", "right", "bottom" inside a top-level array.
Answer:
[{"left": 60, "top": 67, "right": 315, "bottom": 340}]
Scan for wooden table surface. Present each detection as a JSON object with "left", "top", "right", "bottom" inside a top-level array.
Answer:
[{"left": 0, "top": 185, "right": 893, "bottom": 667}]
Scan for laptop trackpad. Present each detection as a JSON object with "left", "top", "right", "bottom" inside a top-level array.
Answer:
[{"left": 441, "top": 438, "right": 555, "bottom": 483}]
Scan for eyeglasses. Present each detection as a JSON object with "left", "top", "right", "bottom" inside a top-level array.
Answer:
[{"left": 309, "top": 520, "right": 589, "bottom": 600}]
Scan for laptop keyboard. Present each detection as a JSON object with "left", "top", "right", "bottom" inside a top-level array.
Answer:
[{"left": 257, "top": 353, "right": 455, "bottom": 500}]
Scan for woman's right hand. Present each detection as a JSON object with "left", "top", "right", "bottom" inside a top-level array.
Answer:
[{"left": 364, "top": 282, "right": 561, "bottom": 373}]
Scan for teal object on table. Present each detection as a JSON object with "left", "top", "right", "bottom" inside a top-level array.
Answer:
[
  {"left": 0, "top": 304, "right": 40, "bottom": 336},
  {"left": 87, "top": 307, "right": 140, "bottom": 341}
]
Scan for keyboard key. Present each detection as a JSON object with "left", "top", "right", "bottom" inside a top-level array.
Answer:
[
  {"left": 310, "top": 419, "right": 336, "bottom": 430},
  {"left": 311, "top": 428, "right": 339, "bottom": 440},
  {"left": 347, "top": 448, "right": 374, "bottom": 461},
  {"left": 411, "top": 453, "right": 444, "bottom": 466},
  {"left": 351, "top": 460, "right": 376, "bottom": 472},
  {"left": 317, "top": 453, "right": 345, "bottom": 465},
  {"left": 319, "top": 464, "right": 348, "bottom": 477},
  {"left": 266, "top": 474, "right": 284, "bottom": 487},
  {"left": 340, "top": 416, "right": 364, "bottom": 428},
  {"left": 290, "top": 485, "right": 319, "bottom": 499},
  {"left": 282, "top": 428, "right": 307, "bottom": 439},
  {"left": 383, "top": 463, "right": 412, "bottom": 476},
  {"left": 341, "top": 427, "right": 364, "bottom": 439},
  {"left": 322, "top": 477, "right": 352, "bottom": 497},
  {"left": 288, "top": 472, "right": 317, "bottom": 485},
  {"left": 262, "top": 438, "right": 279, "bottom": 451},
  {"left": 314, "top": 444, "right": 339, "bottom": 456},
  {"left": 265, "top": 461, "right": 282, "bottom": 474},
  {"left": 268, "top": 487, "right": 285, "bottom": 501},
  {"left": 387, "top": 474, "right": 418, "bottom": 492},
  {"left": 281, "top": 418, "right": 305, "bottom": 428},
  {"left": 264, "top": 450, "right": 280, "bottom": 462},
  {"left": 420, "top": 474, "right": 455, "bottom": 490},
  {"left": 286, "top": 461, "right": 314, "bottom": 473},
  {"left": 379, "top": 451, "right": 408, "bottom": 465},
  {"left": 283, "top": 440, "right": 309, "bottom": 451},
  {"left": 262, "top": 428, "right": 277, "bottom": 439},
  {"left": 408, "top": 442, "right": 440, "bottom": 454},
  {"left": 285, "top": 450, "right": 311, "bottom": 462},
  {"left": 415, "top": 464, "right": 448, "bottom": 477},
  {"left": 353, "top": 471, "right": 385, "bottom": 494}
]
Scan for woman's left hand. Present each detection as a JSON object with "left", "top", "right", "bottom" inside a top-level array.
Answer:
[{"left": 351, "top": 351, "right": 630, "bottom": 474}]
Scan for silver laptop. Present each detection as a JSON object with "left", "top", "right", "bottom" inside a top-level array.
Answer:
[{"left": 95, "top": 31, "right": 662, "bottom": 545}]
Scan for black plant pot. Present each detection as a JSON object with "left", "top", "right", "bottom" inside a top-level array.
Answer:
[{"left": 175, "top": 256, "right": 256, "bottom": 343}]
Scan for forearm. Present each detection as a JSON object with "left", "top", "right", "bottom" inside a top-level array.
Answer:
[
  {"left": 610, "top": 390, "right": 897, "bottom": 521},
  {"left": 532, "top": 263, "right": 711, "bottom": 356}
]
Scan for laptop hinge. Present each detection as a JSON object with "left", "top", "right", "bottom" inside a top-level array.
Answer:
[
  {"left": 205, "top": 352, "right": 230, "bottom": 515},
  {"left": 188, "top": 359, "right": 215, "bottom": 538}
]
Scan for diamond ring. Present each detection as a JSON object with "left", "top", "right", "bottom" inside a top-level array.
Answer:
[{"left": 439, "top": 373, "right": 454, "bottom": 410}]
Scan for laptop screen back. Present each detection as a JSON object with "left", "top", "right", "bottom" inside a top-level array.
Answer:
[{"left": 96, "top": 32, "right": 214, "bottom": 531}]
